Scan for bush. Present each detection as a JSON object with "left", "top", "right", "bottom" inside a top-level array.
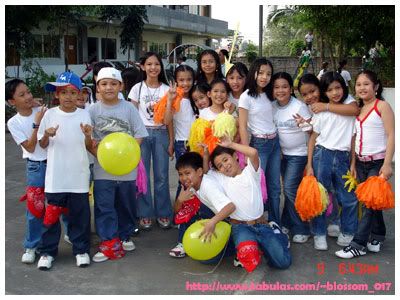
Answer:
[{"left": 22, "top": 59, "right": 57, "bottom": 98}]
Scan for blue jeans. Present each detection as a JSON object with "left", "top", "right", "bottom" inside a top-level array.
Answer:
[
  {"left": 94, "top": 180, "right": 137, "bottom": 241},
  {"left": 231, "top": 223, "right": 292, "bottom": 269},
  {"left": 38, "top": 192, "right": 91, "bottom": 257},
  {"left": 311, "top": 146, "right": 358, "bottom": 236},
  {"left": 250, "top": 135, "right": 282, "bottom": 225},
  {"left": 350, "top": 159, "right": 386, "bottom": 250},
  {"left": 137, "top": 128, "right": 172, "bottom": 218},
  {"left": 174, "top": 140, "right": 188, "bottom": 200},
  {"left": 24, "top": 159, "right": 47, "bottom": 249},
  {"left": 281, "top": 155, "right": 310, "bottom": 235}
]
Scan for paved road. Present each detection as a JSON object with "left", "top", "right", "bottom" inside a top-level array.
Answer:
[{"left": 4, "top": 132, "right": 396, "bottom": 295}]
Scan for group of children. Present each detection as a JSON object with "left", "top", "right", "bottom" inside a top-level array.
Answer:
[{"left": 6, "top": 48, "right": 394, "bottom": 272}]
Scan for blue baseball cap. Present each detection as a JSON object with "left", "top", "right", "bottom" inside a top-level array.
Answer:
[{"left": 45, "top": 71, "right": 82, "bottom": 92}]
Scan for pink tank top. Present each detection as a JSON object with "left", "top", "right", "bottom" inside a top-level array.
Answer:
[{"left": 355, "top": 99, "right": 387, "bottom": 156}]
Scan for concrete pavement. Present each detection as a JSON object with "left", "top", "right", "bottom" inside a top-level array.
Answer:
[{"left": 4, "top": 132, "right": 396, "bottom": 295}]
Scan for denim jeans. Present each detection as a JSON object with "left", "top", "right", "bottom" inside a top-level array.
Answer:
[
  {"left": 231, "top": 223, "right": 292, "bottom": 269},
  {"left": 24, "top": 159, "right": 47, "bottom": 249},
  {"left": 350, "top": 159, "right": 386, "bottom": 250},
  {"left": 174, "top": 140, "right": 188, "bottom": 200},
  {"left": 250, "top": 135, "right": 282, "bottom": 225},
  {"left": 281, "top": 155, "right": 310, "bottom": 235},
  {"left": 311, "top": 146, "right": 358, "bottom": 236},
  {"left": 137, "top": 128, "right": 172, "bottom": 219},
  {"left": 38, "top": 192, "right": 90, "bottom": 257},
  {"left": 94, "top": 180, "right": 137, "bottom": 242}
]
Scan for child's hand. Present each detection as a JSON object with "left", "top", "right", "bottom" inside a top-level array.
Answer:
[
  {"left": 34, "top": 105, "right": 48, "bottom": 125},
  {"left": 177, "top": 185, "right": 195, "bottom": 203},
  {"left": 199, "top": 220, "right": 217, "bottom": 243},
  {"left": 217, "top": 135, "right": 233, "bottom": 148},
  {"left": 310, "top": 102, "right": 328, "bottom": 114},
  {"left": 293, "top": 113, "right": 306, "bottom": 126},
  {"left": 33, "top": 98, "right": 44, "bottom": 107},
  {"left": 305, "top": 164, "right": 314, "bottom": 176},
  {"left": 44, "top": 125, "right": 59, "bottom": 138},
  {"left": 197, "top": 143, "right": 209, "bottom": 155},
  {"left": 168, "top": 141, "right": 174, "bottom": 160},
  {"left": 223, "top": 101, "right": 236, "bottom": 114},
  {"left": 379, "top": 163, "right": 393, "bottom": 180},
  {"left": 80, "top": 123, "right": 93, "bottom": 138},
  {"left": 167, "top": 81, "right": 177, "bottom": 102}
]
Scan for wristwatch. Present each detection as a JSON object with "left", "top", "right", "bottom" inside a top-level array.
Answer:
[{"left": 32, "top": 123, "right": 40, "bottom": 129}]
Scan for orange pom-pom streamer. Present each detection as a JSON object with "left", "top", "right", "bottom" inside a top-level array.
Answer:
[
  {"left": 204, "top": 127, "right": 220, "bottom": 154},
  {"left": 295, "top": 175, "right": 325, "bottom": 221},
  {"left": 355, "top": 176, "right": 394, "bottom": 210},
  {"left": 153, "top": 87, "right": 185, "bottom": 124}
]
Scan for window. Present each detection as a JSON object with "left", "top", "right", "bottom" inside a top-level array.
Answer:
[
  {"left": 29, "top": 34, "right": 60, "bottom": 58},
  {"left": 149, "top": 42, "right": 168, "bottom": 57},
  {"left": 101, "top": 38, "right": 117, "bottom": 59}
]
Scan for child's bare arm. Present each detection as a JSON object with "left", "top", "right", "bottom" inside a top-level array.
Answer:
[
  {"left": 306, "top": 131, "right": 318, "bottom": 176},
  {"left": 238, "top": 108, "right": 250, "bottom": 146},
  {"left": 21, "top": 106, "right": 47, "bottom": 153},
  {"left": 39, "top": 125, "right": 59, "bottom": 149},
  {"left": 219, "top": 135, "right": 259, "bottom": 171},
  {"left": 310, "top": 102, "right": 360, "bottom": 116}
]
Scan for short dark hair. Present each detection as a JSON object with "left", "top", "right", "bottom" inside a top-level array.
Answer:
[
  {"left": 298, "top": 73, "right": 321, "bottom": 95},
  {"left": 121, "top": 67, "right": 141, "bottom": 96},
  {"left": 5, "top": 78, "right": 25, "bottom": 101},
  {"left": 267, "top": 71, "right": 295, "bottom": 100},
  {"left": 220, "top": 49, "right": 229, "bottom": 59},
  {"left": 319, "top": 71, "right": 349, "bottom": 104},
  {"left": 93, "top": 61, "right": 112, "bottom": 77},
  {"left": 176, "top": 152, "right": 203, "bottom": 171},
  {"left": 209, "top": 146, "right": 235, "bottom": 170}
]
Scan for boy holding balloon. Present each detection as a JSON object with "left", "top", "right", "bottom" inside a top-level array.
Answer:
[
  {"left": 36, "top": 72, "right": 93, "bottom": 270},
  {"left": 88, "top": 67, "right": 148, "bottom": 263}
]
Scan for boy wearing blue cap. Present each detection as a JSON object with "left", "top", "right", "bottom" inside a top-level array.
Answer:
[{"left": 36, "top": 72, "right": 94, "bottom": 270}]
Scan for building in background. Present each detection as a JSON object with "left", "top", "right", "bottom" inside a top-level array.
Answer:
[{"left": 5, "top": 5, "right": 228, "bottom": 79}]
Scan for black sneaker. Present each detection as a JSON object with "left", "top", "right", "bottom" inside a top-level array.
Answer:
[{"left": 233, "top": 257, "right": 243, "bottom": 268}]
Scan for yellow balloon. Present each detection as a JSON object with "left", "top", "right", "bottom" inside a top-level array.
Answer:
[
  {"left": 182, "top": 220, "right": 231, "bottom": 261},
  {"left": 97, "top": 132, "right": 141, "bottom": 176}
]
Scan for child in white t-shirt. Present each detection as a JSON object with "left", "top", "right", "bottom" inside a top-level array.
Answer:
[
  {"left": 226, "top": 63, "right": 248, "bottom": 116},
  {"left": 36, "top": 72, "right": 93, "bottom": 270},
  {"left": 6, "top": 79, "right": 47, "bottom": 264},
  {"left": 269, "top": 72, "right": 311, "bottom": 244},
  {"left": 190, "top": 83, "right": 211, "bottom": 117},
  {"left": 208, "top": 138, "right": 291, "bottom": 272},
  {"left": 199, "top": 79, "right": 234, "bottom": 121},
  {"left": 306, "top": 71, "right": 358, "bottom": 251}
]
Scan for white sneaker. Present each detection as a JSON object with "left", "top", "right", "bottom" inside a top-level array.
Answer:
[
  {"left": 367, "top": 240, "right": 382, "bottom": 253},
  {"left": 76, "top": 253, "right": 90, "bottom": 267},
  {"left": 335, "top": 245, "right": 366, "bottom": 259},
  {"left": 314, "top": 235, "right": 328, "bottom": 250},
  {"left": 64, "top": 235, "right": 72, "bottom": 245},
  {"left": 337, "top": 233, "right": 354, "bottom": 247},
  {"left": 327, "top": 224, "right": 340, "bottom": 237},
  {"left": 93, "top": 252, "right": 108, "bottom": 263},
  {"left": 292, "top": 234, "right": 310, "bottom": 244},
  {"left": 37, "top": 255, "right": 54, "bottom": 270},
  {"left": 21, "top": 248, "right": 36, "bottom": 264},
  {"left": 122, "top": 240, "right": 136, "bottom": 251},
  {"left": 169, "top": 243, "right": 186, "bottom": 258},
  {"left": 233, "top": 257, "right": 243, "bottom": 268}
]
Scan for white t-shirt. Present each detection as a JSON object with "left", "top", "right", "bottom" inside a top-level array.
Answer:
[
  {"left": 210, "top": 158, "right": 264, "bottom": 221},
  {"left": 340, "top": 70, "right": 352, "bottom": 86},
  {"left": 195, "top": 173, "right": 233, "bottom": 215},
  {"left": 199, "top": 107, "right": 220, "bottom": 121},
  {"left": 273, "top": 97, "right": 311, "bottom": 156},
  {"left": 7, "top": 107, "right": 47, "bottom": 161},
  {"left": 173, "top": 97, "right": 195, "bottom": 141},
  {"left": 128, "top": 81, "right": 169, "bottom": 127},
  {"left": 312, "top": 97, "right": 356, "bottom": 151},
  {"left": 228, "top": 92, "right": 240, "bottom": 117},
  {"left": 238, "top": 89, "right": 276, "bottom": 135},
  {"left": 37, "top": 107, "right": 91, "bottom": 193}
]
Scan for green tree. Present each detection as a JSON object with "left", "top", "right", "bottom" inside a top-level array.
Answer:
[{"left": 245, "top": 42, "right": 258, "bottom": 64}]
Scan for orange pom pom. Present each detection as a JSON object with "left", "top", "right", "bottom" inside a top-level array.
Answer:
[
  {"left": 355, "top": 176, "right": 394, "bottom": 210},
  {"left": 295, "top": 175, "right": 326, "bottom": 221},
  {"left": 153, "top": 87, "right": 185, "bottom": 124},
  {"left": 204, "top": 127, "right": 219, "bottom": 154}
]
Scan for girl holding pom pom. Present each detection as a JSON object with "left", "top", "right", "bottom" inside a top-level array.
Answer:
[
  {"left": 335, "top": 70, "right": 394, "bottom": 259},
  {"left": 305, "top": 71, "right": 359, "bottom": 251},
  {"left": 199, "top": 79, "right": 234, "bottom": 121}
]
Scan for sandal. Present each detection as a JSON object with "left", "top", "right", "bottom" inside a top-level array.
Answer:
[{"left": 157, "top": 217, "right": 171, "bottom": 229}]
